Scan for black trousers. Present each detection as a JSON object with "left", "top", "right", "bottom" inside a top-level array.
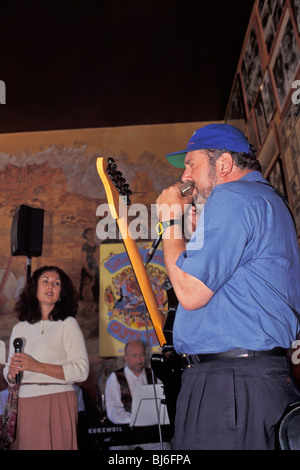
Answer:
[{"left": 171, "top": 356, "right": 300, "bottom": 450}]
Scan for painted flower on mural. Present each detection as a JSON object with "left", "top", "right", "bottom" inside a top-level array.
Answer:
[{"left": 105, "top": 265, "right": 168, "bottom": 331}]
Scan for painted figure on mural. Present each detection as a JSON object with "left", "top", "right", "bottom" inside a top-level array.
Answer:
[{"left": 79, "top": 228, "right": 99, "bottom": 310}]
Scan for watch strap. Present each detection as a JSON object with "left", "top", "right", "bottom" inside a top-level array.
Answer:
[{"left": 156, "top": 219, "right": 181, "bottom": 236}]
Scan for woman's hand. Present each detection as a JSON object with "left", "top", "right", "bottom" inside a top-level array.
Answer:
[
  {"left": 9, "top": 352, "right": 65, "bottom": 381},
  {"left": 9, "top": 352, "right": 42, "bottom": 377}
]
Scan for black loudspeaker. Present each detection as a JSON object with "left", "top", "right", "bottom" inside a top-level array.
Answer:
[{"left": 10, "top": 204, "right": 44, "bottom": 257}]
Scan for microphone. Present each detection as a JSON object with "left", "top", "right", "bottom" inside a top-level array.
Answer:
[
  {"left": 145, "top": 234, "right": 162, "bottom": 266},
  {"left": 13, "top": 337, "right": 23, "bottom": 384},
  {"left": 145, "top": 182, "right": 194, "bottom": 266}
]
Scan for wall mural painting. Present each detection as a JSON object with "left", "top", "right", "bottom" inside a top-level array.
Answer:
[
  {"left": 0, "top": 124, "right": 194, "bottom": 399},
  {"left": 0, "top": 144, "right": 104, "bottom": 358}
]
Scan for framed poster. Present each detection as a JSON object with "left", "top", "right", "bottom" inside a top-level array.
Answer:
[
  {"left": 278, "top": 97, "right": 300, "bottom": 149},
  {"left": 283, "top": 128, "right": 300, "bottom": 208},
  {"left": 257, "top": 123, "right": 280, "bottom": 174},
  {"left": 290, "top": 0, "right": 300, "bottom": 34},
  {"left": 225, "top": 74, "right": 246, "bottom": 132},
  {"left": 258, "top": 0, "right": 285, "bottom": 55},
  {"left": 266, "top": 156, "right": 288, "bottom": 197},
  {"left": 270, "top": 8, "right": 300, "bottom": 111},
  {"left": 260, "top": 68, "right": 277, "bottom": 126},
  {"left": 295, "top": 200, "right": 300, "bottom": 234},
  {"left": 296, "top": 110, "right": 300, "bottom": 145},
  {"left": 247, "top": 110, "right": 260, "bottom": 150},
  {"left": 254, "top": 91, "right": 268, "bottom": 143},
  {"left": 284, "top": 144, "right": 297, "bottom": 182},
  {"left": 99, "top": 241, "right": 168, "bottom": 357},
  {"left": 241, "top": 24, "right": 264, "bottom": 114},
  {"left": 290, "top": 171, "right": 300, "bottom": 206},
  {"left": 277, "top": 96, "right": 300, "bottom": 214}
]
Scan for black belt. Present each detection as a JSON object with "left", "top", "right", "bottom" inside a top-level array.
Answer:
[{"left": 181, "top": 347, "right": 288, "bottom": 368}]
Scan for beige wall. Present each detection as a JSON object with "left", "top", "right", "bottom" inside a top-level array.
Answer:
[{"left": 0, "top": 120, "right": 218, "bottom": 401}]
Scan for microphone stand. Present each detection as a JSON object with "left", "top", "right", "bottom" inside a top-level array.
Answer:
[{"left": 26, "top": 254, "right": 32, "bottom": 280}]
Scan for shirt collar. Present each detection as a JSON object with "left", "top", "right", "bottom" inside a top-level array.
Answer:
[
  {"left": 206, "top": 171, "right": 266, "bottom": 206},
  {"left": 239, "top": 170, "right": 265, "bottom": 183},
  {"left": 125, "top": 366, "right": 146, "bottom": 380}
]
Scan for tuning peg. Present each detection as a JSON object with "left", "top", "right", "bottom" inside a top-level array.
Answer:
[
  {"left": 105, "top": 158, "right": 132, "bottom": 205},
  {"left": 118, "top": 181, "right": 126, "bottom": 195},
  {"left": 117, "top": 177, "right": 126, "bottom": 191},
  {"left": 126, "top": 189, "right": 133, "bottom": 196},
  {"left": 107, "top": 159, "right": 117, "bottom": 179},
  {"left": 107, "top": 158, "right": 115, "bottom": 174},
  {"left": 113, "top": 170, "right": 122, "bottom": 184},
  {"left": 123, "top": 184, "right": 132, "bottom": 196}
]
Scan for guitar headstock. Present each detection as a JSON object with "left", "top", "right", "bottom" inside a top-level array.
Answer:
[
  {"left": 106, "top": 157, "right": 132, "bottom": 206},
  {"left": 96, "top": 156, "right": 166, "bottom": 347},
  {"left": 97, "top": 156, "right": 133, "bottom": 219}
]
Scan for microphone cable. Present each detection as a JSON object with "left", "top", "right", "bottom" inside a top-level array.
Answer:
[{"left": 142, "top": 301, "right": 164, "bottom": 450}]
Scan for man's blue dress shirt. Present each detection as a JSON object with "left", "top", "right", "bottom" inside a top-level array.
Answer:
[{"left": 173, "top": 171, "right": 300, "bottom": 354}]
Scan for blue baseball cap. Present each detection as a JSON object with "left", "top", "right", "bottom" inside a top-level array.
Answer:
[{"left": 166, "top": 124, "right": 253, "bottom": 168}]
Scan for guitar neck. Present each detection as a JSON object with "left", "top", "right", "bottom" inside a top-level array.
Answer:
[{"left": 97, "top": 157, "right": 166, "bottom": 347}]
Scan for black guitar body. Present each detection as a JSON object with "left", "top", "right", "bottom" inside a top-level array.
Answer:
[
  {"left": 151, "top": 348, "right": 182, "bottom": 434},
  {"left": 151, "top": 278, "right": 182, "bottom": 434}
]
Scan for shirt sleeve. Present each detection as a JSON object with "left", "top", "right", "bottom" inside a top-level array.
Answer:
[
  {"left": 61, "top": 317, "right": 89, "bottom": 383},
  {"left": 177, "top": 187, "right": 253, "bottom": 293},
  {"left": 105, "top": 372, "right": 131, "bottom": 424}
]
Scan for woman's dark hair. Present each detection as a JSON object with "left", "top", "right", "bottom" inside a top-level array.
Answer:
[
  {"left": 204, "top": 145, "right": 262, "bottom": 172},
  {"left": 15, "top": 266, "right": 79, "bottom": 323}
]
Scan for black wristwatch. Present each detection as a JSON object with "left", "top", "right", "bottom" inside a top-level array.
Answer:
[{"left": 156, "top": 219, "right": 181, "bottom": 236}]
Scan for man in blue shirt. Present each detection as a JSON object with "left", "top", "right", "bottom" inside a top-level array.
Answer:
[{"left": 156, "top": 123, "right": 300, "bottom": 450}]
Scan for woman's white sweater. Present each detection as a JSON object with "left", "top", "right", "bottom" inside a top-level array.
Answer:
[{"left": 4, "top": 316, "right": 89, "bottom": 398}]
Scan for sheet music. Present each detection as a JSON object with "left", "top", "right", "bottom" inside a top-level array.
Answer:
[
  {"left": 130, "top": 384, "right": 170, "bottom": 427},
  {"left": 0, "top": 340, "right": 5, "bottom": 364}
]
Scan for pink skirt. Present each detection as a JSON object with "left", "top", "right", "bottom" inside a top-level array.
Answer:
[{"left": 10, "top": 391, "right": 78, "bottom": 450}]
